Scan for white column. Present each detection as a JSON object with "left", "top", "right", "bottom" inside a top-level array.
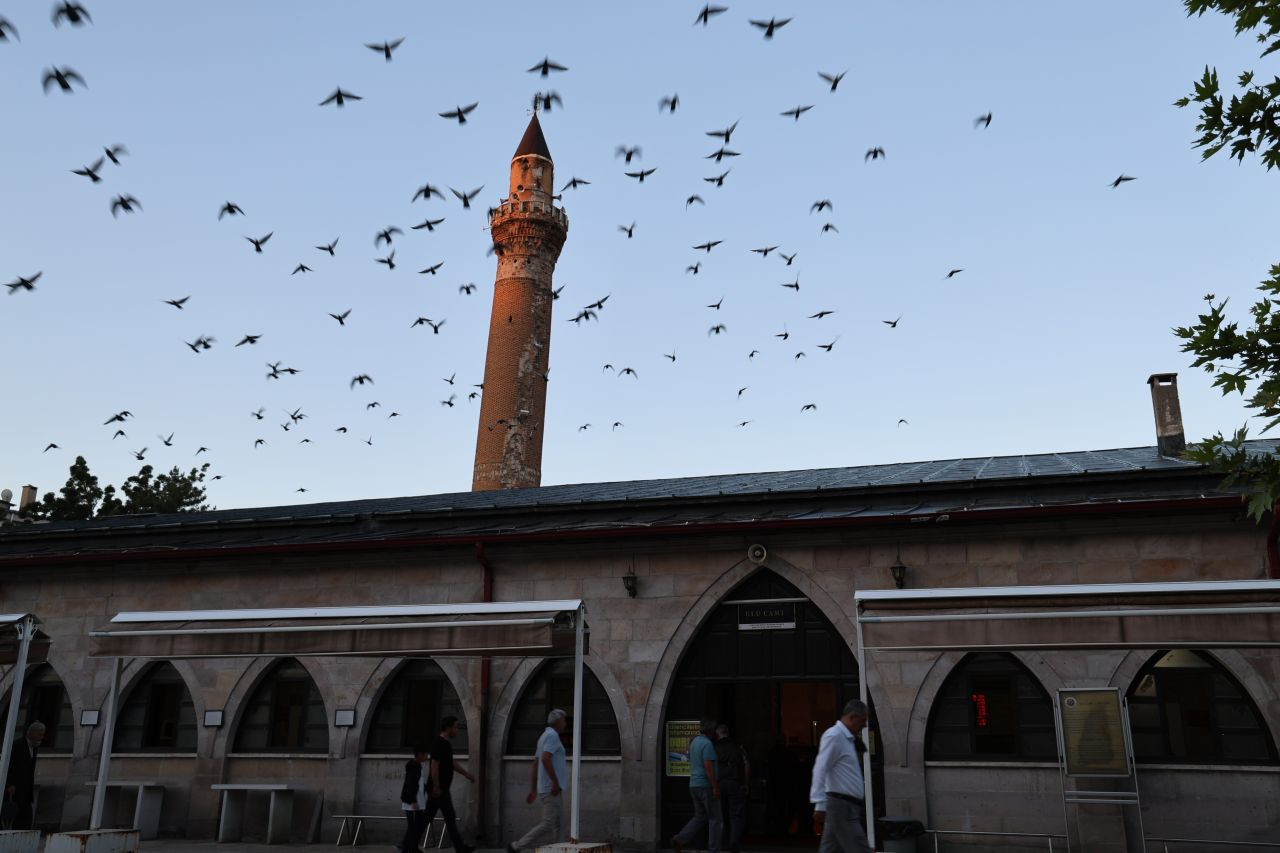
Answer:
[
  {"left": 569, "top": 604, "right": 585, "bottom": 842},
  {"left": 0, "top": 616, "right": 35, "bottom": 801},
  {"left": 855, "top": 609, "right": 876, "bottom": 849},
  {"left": 89, "top": 656, "right": 122, "bottom": 829}
]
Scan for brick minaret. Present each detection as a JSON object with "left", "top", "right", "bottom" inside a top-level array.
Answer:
[{"left": 472, "top": 114, "right": 569, "bottom": 491}]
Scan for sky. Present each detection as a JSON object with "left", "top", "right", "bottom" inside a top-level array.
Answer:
[{"left": 2, "top": 1, "right": 1277, "bottom": 510}]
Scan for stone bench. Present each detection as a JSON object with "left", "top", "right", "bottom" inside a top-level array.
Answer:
[
  {"left": 85, "top": 780, "right": 164, "bottom": 840},
  {"left": 45, "top": 829, "right": 141, "bottom": 853},
  {"left": 211, "top": 783, "right": 295, "bottom": 844},
  {"left": 331, "top": 813, "right": 446, "bottom": 847}
]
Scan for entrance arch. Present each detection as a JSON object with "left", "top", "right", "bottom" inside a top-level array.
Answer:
[{"left": 659, "top": 569, "right": 878, "bottom": 847}]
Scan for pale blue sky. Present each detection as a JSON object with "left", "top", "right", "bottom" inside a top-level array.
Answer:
[{"left": 2, "top": 1, "right": 1275, "bottom": 508}]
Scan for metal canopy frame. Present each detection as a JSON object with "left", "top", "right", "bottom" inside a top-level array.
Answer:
[
  {"left": 853, "top": 579, "right": 1280, "bottom": 850},
  {"left": 0, "top": 614, "right": 49, "bottom": 813},
  {"left": 85, "top": 599, "right": 590, "bottom": 841}
]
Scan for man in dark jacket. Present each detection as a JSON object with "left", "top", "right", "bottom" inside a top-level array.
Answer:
[
  {"left": 398, "top": 744, "right": 429, "bottom": 852},
  {"left": 4, "top": 722, "right": 45, "bottom": 830},
  {"left": 714, "top": 724, "right": 750, "bottom": 853},
  {"left": 422, "top": 716, "right": 475, "bottom": 853}
]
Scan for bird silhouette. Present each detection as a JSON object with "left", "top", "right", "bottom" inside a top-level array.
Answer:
[
  {"left": 254, "top": 439, "right": 266, "bottom": 448},
  {"left": 707, "top": 297, "right": 724, "bottom": 310},
  {"left": 819, "top": 70, "right": 847, "bottom": 91},
  {"left": 459, "top": 283, "right": 477, "bottom": 294},
  {"left": 246, "top": 233, "right": 273, "bottom": 253},
  {"left": 42, "top": 66, "right": 85, "bottom": 92},
  {"left": 974, "top": 111, "right": 993, "bottom": 128},
  {"left": 618, "top": 222, "right": 636, "bottom": 238},
  {"left": 561, "top": 177, "right": 591, "bottom": 191},
  {"left": 112, "top": 430, "right": 126, "bottom": 439},
  {"left": 235, "top": 335, "right": 261, "bottom": 346},
  {"left": 110, "top": 195, "right": 141, "bottom": 217},
  {"left": 801, "top": 403, "right": 817, "bottom": 411},
  {"left": 103, "top": 410, "right": 132, "bottom": 425},
  {"left": 811, "top": 199, "right": 833, "bottom": 213},
  {"left": 316, "top": 238, "right": 339, "bottom": 255},
  {"left": 865, "top": 147, "right": 886, "bottom": 161},
  {"left": 132, "top": 447, "right": 148, "bottom": 460},
  {"left": 706, "top": 120, "right": 739, "bottom": 143},
  {"left": 898, "top": 418, "right": 909, "bottom": 427},
  {"left": 419, "top": 261, "right": 444, "bottom": 275},
  {"left": 686, "top": 195, "right": 705, "bottom": 209},
  {"left": 195, "top": 447, "right": 209, "bottom": 455},
  {"left": 218, "top": 201, "right": 244, "bottom": 219},
  {"left": 350, "top": 374, "right": 374, "bottom": 389},
  {"left": 781, "top": 278, "right": 799, "bottom": 291},
  {"left": 737, "top": 387, "right": 749, "bottom": 398},
  {"left": 708, "top": 324, "right": 727, "bottom": 336},
  {"left": 0, "top": 16, "right": 18, "bottom": 40},
  {"left": 72, "top": 158, "right": 105, "bottom": 183},
  {"left": 665, "top": 351, "right": 677, "bottom": 362},
  {"left": 749, "top": 17, "right": 792, "bottom": 38},
  {"left": 6, "top": 272, "right": 42, "bottom": 294},
  {"left": 163, "top": 296, "right": 189, "bottom": 309},
  {"left": 412, "top": 217, "right": 446, "bottom": 231},
  {"left": 52, "top": 3, "right": 91, "bottom": 26},
  {"left": 693, "top": 240, "right": 723, "bottom": 252},
  {"left": 43, "top": 443, "right": 59, "bottom": 453},
  {"left": 882, "top": 315, "right": 902, "bottom": 328},
  {"left": 319, "top": 88, "right": 362, "bottom": 107},
  {"left": 413, "top": 184, "right": 445, "bottom": 203},
  {"left": 1110, "top": 174, "right": 1136, "bottom": 188},
  {"left": 781, "top": 105, "right": 813, "bottom": 121},
  {"left": 292, "top": 264, "right": 311, "bottom": 275},
  {"left": 451, "top": 186, "right": 484, "bottom": 208},
  {"left": 820, "top": 222, "right": 839, "bottom": 234},
  {"left": 376, "top": 251, "right": 396, "bottom": 270},
  {"left": 704, "top": 170, "right": 731, "bottom": 187},
  {"left": 103, "top": 145, "right": 127, "bottom": 165},
  {"left": 329, "top": 309, "right": 351, "bottom": 326},
  {"left": 159, "top": 432, "right": 174, "bottom": 446},
  {"left": 705, "top": 147, "right": 740, "bottom": 162},
  {"left": 365, "top": 38, "right": 405, "bottom": 61},
  {"left": 251, "top": 407, "right": 265, "bottom": 420},
  {"left": 439, "top": 103, "right": 478, "bottom": 124},
  {"left": 945, "top": 268, "right": 964, "bottom": 279},
  {"left": 809, "top": 310, "right": 835, "bottom": 319},
  {"left": 818, "top": 338, "right": 839, "bottom": 352},
  {"left": 752, "top": 246, "right": 778, "bottom": 257},
  {"left": 615, "top": 145, "right": 642, "bottom": 163},
  {"left": 694, "top": 4, "right": 728, "bottom": 25},
  {"left": 527, "top": 57, "right": 568, "bottom": 76},
  {"left": 625, "top": 168, "right": 657, "bottom": 183},
  {"left": 780, "top": 252, "right": 797, "bottom": 265},
  {"left": 374, "top": 226, "right": 402, "bottom": 246},
  {"left": 659, "top": 94, "right": 680, "bottom": 114},
  {"left": 686, "top": 263, "right": 701, "bottom": 274},
  {"left": 532, "top": 91, "right": 563, "bottom": 112},
  {"left": 620, "top": 367, "right": 638, "bottom": 378}
]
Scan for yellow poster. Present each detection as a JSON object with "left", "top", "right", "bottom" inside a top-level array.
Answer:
[
  {"left": 665, "top": 720, "right": 700, "bottom": 777},
  {"left": 1058, "top": 689, "right": 1130, "bottom": 777}
]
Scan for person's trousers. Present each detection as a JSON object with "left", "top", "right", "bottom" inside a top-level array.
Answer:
[
  {"left": 674, "top": 787, "right": 722, "bottom": 853},
  {"left": 400, "top": 809, "right": 427, "bottom": 852},
  {"left": 817, "top": 796, "right": 872, "bottom": 853},
  {"left": 423, "top": 789, "right": 467, "bottom": 851},
  {"left": 719, "top": 780, "right": 747, "bottom": 853},
  {"left": 7, "top": 800, "right": 33, "bottom": 831},
  {"left": 513, "top": 791, "right": 561, "bottom": 851}
]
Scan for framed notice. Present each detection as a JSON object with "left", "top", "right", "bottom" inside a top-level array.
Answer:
[
  {"left": 665, "top": 720, "right": 700, "bottom": 777},
  {"left": 738, "top": 602, "right": 796, "bottom": 631},
  {"left": 1057, "top": 688, "right": 1131, "bottom": 777}
]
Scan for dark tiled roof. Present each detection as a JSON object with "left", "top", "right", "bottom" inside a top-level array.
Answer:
[
  {"left": 513, "top": 113, "right": 551, "bottom": 159},
  {"left": 1, "top": 442, "right": 1272, "bottom": 561}
]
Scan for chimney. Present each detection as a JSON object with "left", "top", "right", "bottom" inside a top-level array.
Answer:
[
  {"left": 1147, "top": 373, "right": 1186, "bottom": 457},
  {"left": 19, "top": 484, "right": 38, "bottom": 511}
]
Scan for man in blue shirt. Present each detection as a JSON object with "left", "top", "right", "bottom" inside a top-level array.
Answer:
[
  {"left": 509, "top": 709, "right": 569, "bottom": 853},
  {"left": 672, "top": 718, "right": 722, "bottom": 853}
]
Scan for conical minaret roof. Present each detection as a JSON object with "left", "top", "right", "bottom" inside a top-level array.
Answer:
[{"left": 513, "top": 112, "right": 552, "bottom": 160}]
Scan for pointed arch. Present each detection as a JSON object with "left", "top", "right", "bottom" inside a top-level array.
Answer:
[
  {"left": 1126, "top": 649, "right": 1278, "bottom": 765},
  {"left": 924, "top": 652, "right": 1056, "bottom": 761},
  {"left": 0, "top": 663, "right": 73, "bottom": 753},
  {"left": 364, "top": 659, "right": 465, "bottom": 753},
  {"left": 230, "top": 658, "right": 328, "bottom": 753},
  {"left": 113, "top": 661, "right": 197, "bottom": 753},
  {"left": 505, "top": 658, "right": 620, "bottom": 756}
]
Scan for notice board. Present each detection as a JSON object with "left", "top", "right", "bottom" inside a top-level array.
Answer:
[
  {"left": 665, "top": 720, "right": 700, "bottom": 777},
  {"left": 1057, "top": 688, "right": 1131, "bottom": 777}
]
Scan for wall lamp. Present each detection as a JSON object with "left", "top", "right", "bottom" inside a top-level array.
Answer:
[
  {"left": 622, "top": 566, "right": 638, "bottom": 598},
  {"left": 890, "top": 556, "right": 908, "bottom": 590}
]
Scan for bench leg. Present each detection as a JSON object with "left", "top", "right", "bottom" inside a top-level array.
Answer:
[
  {"left": 134, "top": 786, "right": 163, "bottom": 840},
  {"left": 336, "top": 817, "right": 349, "bottom": 846},
  {"left": 217, "top": 790, "right": 245, "bottom": 843},
  {"left": 267, "top": 789, "right": 294, "bottom": 844},
  {"left": 352, "top": 817, "right": 364, "bottom": 846}
]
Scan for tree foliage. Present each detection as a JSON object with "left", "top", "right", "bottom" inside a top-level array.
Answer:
[
  {"left": 20, "top": 456, "right": 211, "bottom": 521},
  {"left": 1174, "top": 1, "right": 1280, "bottom": 519}
]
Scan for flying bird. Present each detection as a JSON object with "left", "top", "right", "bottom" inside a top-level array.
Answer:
[
  {"left": 527, "top": 57, "right": 568, "bottom": 77},
  {"left": 52, "top": 3, "right": 91, "bottom": 26},
  {"left": 195, "top": 447, "right": 209, "bottom": 455},
  {"left": 897, "top": 419, "right": 909, "bottom": 427},
  {"left": 704, "top": 170, "right": 730, "bottom": 187},
  {"left": 665, "top": 351, "right": 677, "bottom": 362},
  {"left": 865, "top": 147, "right": 886, "bottom": 161},
  {"left": 374, "top": 226, "right": 402, "bottom": 246},
  {"left": 132, "top": 447, "right": 148, "bottom": 460},
  {"left": 615, "top": 145, "right": 642, "bottom": 163},
  {"left": 749, "top": 17, "right": 791, "bottom": 38},
  {"left": 532, "top": 90, "right": 563, "bottom": 112},
  {"left": 413, "top": 183, "right": 445, "bottom": 203},
  {"left": 945, "top": 268, "right": 964, "bottom": 279},
  {"left": 103, "top": 410, "right": 132, "bottom": 425},
  {"left": 235, "top": 334, "right": 261, "bottom": 346},
  {"left": 620, "top": 367, "right": 638, "bottom": 378},
  {"left": 694, "top": 5, "right": 728, "bottom": 25},
  {"left": 1110, "top": 174, "right": 1137, "bottom": 188},
  {"left": 110, "top": 195, "right": 141, "bottom": 217},
  {"left": 419, "top": 261, "right": 444, "bottom": 275},
  {"left": 974, "top": 111, "right": 993, "bottom": 128},
  {"left": 365, "top": 37, "right": 405, "bottom": 61},
  {"left": 350, "top": 374, "right": 374, "bottom": 388},
  {"left": 292, "top": 264, "right": 311, "bottom": 275},
  {"left": 43, "top": 443, "right": 58, "bottom": 453},
  {"left": 781, "top": 105, "right": 813, "bottom": 121},
  {"left": 376, "top": 251, "right": 396, "bottom": 270},
  {"left": 451, "top": 186, "right": 484, "bottom": 208},
  {"left": 752, "top": 246, "right": 778, "bottom": 257},
  {"left": 693, "top": 240, "right": 723, "bottom": 252},
  {"left": 439, "top": 103, "right": 478, "bottom": 124},
  {"left": 705, "top": 147, "right": 740, "bottom": 162},
  {"left": 319, "top": 87, "right": 362, "bottom": 107},
  {"left": 218, "top": 201, "right": 244, "bottom": 219},
  {"left": 781, "top": 278, "right": 799, "bottom": 291},
  {"left": 103, "top": 145, "right": 127, "bottom": 165},
  {"left": 801, "top": 403, "right": 817, "bottom": 411},
  {"left": 112, "top": 430, "right": 126, "bottom": 439},
  {"left": 818, "top": 338, "right": 839, "bottom": 352},
  {"left": 561, "top": 177, "right": 591, "bottom": 191},
  {"left": 0, "top": 16, "right": 19, "bottom": 40},
  {"left": 412, "top": 217, "right": 446, "bottom": 231},
  {"left": 619, "top": 222, "right": 636, "bottom": 238},
  {"left": 72, "top": 157, "right": 105, "bottom": 183},
  {"left": 780, "top": 252, "right": 797, "bottom": 265},
  {"left": 707, "top": 297, "right": 724, "bottom": 310},
  {"left": 459, "top": 283, "right": 476, "bottom": 294},
  {"left": 882, "top": 315, "right": 902, "bottom": 328},
  {"left": 686, "top": 263, "right": 701, "bottom": 275},
  {"left": 184, "top": 336, "right": 214, "bottom": 353},
  {"left": 686, "top": 195, "right": 705, "bottom": 209},
  {"left": 246, "top": 232, "right": 273, "bottom": 252},
  {"left": 329, "top": 309, "right": 351, "bottom": 326},
  {"left": 254, "top": 438, "right": 266, "bottom": 448},
  {"left": 811, "top": 199, "right": 832, "bottom": 213},
  {"left": 820, "top": 222, "right": 839, "bottom": 234},
  {"left": 706, "top": 120, "right": 739, "bottom": 143},
  {"left": 708, "top": 324, "right": 727, "bottom": 336},
  {"left": 809, "top": 309, "right": 835, "bottom": 319},
  {"left": 6, "top": 272, "right": 42, "bottom": 294},
  {"left": 158, "top": 432, "right": 174, "bottom": 447},
  {"left": 819, "top": 70, "right": 847, "bottom": 91},
  {"left": 163, "top": 296, "right": 189, "bottom": 309},
  {"left": 316, "top": 238, "right": 339, "bottom": 255},
  {"left": 659, "top": 94, "right": 680, "bottom": 114},
  {"left": 625, "top": 168, "right": 657, "bottom": 183}
]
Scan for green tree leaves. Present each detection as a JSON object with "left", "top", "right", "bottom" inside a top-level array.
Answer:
[{"left": 20, "top": 457, "right": 211, "bottom": 521}]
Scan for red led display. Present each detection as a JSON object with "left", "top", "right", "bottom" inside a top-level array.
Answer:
[{"left": 970, "top": 693, "right": 989, "bottom": 727}]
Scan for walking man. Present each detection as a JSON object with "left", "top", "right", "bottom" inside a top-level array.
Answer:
[
  {"left": 714, "top": 724, "right": 749, "bottom": 853},
  {"left": 398, "top": 744, "right": 429, "bottom": 852},
  {"left": 508, "top": 709, "right": 568, "bottom": 853},
  {"left": 3, "top": 722, "right": 44, "bottom": 831},
  {"left": 423, "top": 716, "right": 476, "bottom": 853},
  {"left": 809, "top": 700, "right": 872, "bottom": 853},
  {"left": 671, "top": 719, "right": 721, "bottom": 853}
]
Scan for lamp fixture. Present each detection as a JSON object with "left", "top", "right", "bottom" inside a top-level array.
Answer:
[
  {"left": 890, "top": 546, "right": 908, "bottom": 590},
  {"left": 622, "top": 566, "right": 638, "bottom": 598}
]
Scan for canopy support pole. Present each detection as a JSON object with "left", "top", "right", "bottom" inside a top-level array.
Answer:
[
  {"left": 855, "top": 609, "right": 876, "bottom": 849},
  {"left": 0, "top": 616, "right": 35, "bottom": 804},
  {"left": 89, "top": 656, "right": 122, "bottom": 829},
  {"left": 569, "top": 604, "right": 585, "bottom": 843}
]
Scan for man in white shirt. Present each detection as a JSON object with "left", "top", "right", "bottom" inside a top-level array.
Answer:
[
  {"left": 809, "top": 699, "right": 871, "bottom": 853},
  {"left": 508, "top": 709, "right": 568, "bottom": 853}
]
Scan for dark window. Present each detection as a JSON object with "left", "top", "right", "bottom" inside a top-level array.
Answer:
[
  {"left": 926, "top": 653, "right": 1056, "bottom": 761},
  {"left": 232, "top": 659, "right": 328, "bottom": 753},
  {"left": 1127, "top": 650, "right": 1277, "bottom": 765},
  {"left": 365, "top": 660, "right": 464, "bottom": 753},
  {"left": 506, "top": 660, "right": 620, "bottom": 756},
  {"left": 115, "top": 662, "right": 197, "bottom": 752},
  {"left": 0, "top": 665, "right": 73, "bottom": 753}
]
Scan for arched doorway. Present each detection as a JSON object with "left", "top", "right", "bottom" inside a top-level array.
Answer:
[{"left": 660, "top": 569, "right": 879, "bottom": 848}]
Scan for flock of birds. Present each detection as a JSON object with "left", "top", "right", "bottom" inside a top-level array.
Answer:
[{"left": 5, "top": 3, "right": 1144, "bottom": 502}]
